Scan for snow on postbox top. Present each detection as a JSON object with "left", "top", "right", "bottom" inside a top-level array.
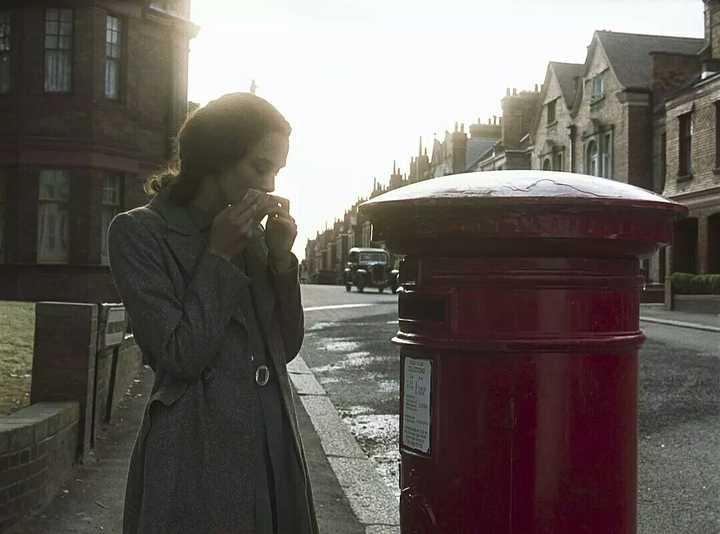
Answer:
[{"left": 359, "top": 170, "right": 688, "bottom": 258}]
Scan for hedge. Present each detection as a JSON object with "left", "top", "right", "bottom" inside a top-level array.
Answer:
[{"left": 671, "top": 272, "right": 720, "bottom": 295}]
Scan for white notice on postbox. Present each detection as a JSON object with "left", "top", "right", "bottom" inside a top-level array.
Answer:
[{"left": 402, "top": 357, "right": 432, "bottom": 454}]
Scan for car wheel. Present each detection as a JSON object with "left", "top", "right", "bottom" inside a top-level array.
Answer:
[
  {"left": 345, "top": 285, "right": 351, "bottom": 292},
  {"left": 358, "top": 286, "right": 364, "bottom": 293},
  {"left": 378, "top": 287, "right": 384, "bottom": 293}
]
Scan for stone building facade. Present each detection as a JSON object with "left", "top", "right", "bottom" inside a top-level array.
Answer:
[
  {"left": 662, "top": 0, "right": 720, "bottom": 277},
  {"left": 0, "top": 0, "right": 197, "bottom": 301},
  {"left": 533, "top": 63, "right": 584, "bottom": 173}
]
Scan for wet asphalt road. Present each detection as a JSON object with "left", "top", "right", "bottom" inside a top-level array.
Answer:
[{"left": 299, "top": 284, "right": 720, "bottom": 534}]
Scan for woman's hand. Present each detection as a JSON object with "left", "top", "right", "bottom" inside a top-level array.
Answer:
[
  {"left": 207, "top": 193, "right": 261, "bottom": 261},
  {"left": 265, "top": 207, "right": 297, "bottom": 270}
]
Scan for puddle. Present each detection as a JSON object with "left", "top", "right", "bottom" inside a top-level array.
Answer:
[
  {"left": 307, "top": 322, "right": 338, "bottom": 332},
  {"left": 339, "top": 405, "right": 373, "bottom": 417},
  {"left": 322, "top": 339, "right": 361, "bottom": 352},
  {"left": 312, "top": 352, "right": 374, "bottom": 373},
  {"left": 343, "top": 413, "right": 401, "bottom": 498},
  {"left": 377, "top": 380, "right": 399, "bottom": 394},
  {"left": 344, "top": 414, "right": 398, "bottom": 447}
]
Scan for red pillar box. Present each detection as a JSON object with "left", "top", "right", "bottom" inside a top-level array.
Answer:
[{"left": 360, "top": 171, "right": 687, "bottom": 534}]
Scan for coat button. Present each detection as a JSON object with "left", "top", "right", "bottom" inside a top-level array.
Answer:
[{"left": 255, "top": 365, "right": 270, "bottom": 386}]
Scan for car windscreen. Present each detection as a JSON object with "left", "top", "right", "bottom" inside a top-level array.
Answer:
[{"left": 359, "top": 252, "right": 387, "bottom": 264}]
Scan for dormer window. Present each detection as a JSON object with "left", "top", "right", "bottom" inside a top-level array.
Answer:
[
  {"left": 591, "top": 74, "right": 604, "bottom": 100},
  {"left": 547, "top": 99, "right": 557, "bottom": 124}
]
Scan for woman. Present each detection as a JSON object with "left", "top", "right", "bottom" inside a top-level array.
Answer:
[{"left": 108, "top": 93, "right": 318, "bottom": 534}]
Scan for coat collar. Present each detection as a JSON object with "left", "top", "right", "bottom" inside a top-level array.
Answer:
[
  {"left": 148, "top": 188, "right": 200, "bottom": 236},
  {"left": 148, "top": 187, "right": 275, "bottom": 338}
]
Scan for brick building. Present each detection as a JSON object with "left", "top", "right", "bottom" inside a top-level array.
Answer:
[
  {"left": 663, "top": 0, "right": 720, "bottom": 276},
  {"left": 472, "top": 88, "right": 542, "bottom": 171},
  {"left": 0, "top": 0, "right": 197, "bottom": 302}
]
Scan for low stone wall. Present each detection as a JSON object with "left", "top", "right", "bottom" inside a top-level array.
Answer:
[
  {"left": 0, "top": 402, "right": 79, "bottom": 532},
  {"left": 0, "top": 300, "right": 145, "bottom": 532}
]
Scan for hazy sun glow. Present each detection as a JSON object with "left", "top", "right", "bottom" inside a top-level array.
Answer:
[{"left": 188, "top": 0, "right": 704, "bottom": 257}]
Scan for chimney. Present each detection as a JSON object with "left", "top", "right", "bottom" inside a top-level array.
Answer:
[
  {"left": 506, "top": 88, "right": 511, "bottom": 96},
  {"left": 706, "top": 0, "right": 720, "bottom": 60}
]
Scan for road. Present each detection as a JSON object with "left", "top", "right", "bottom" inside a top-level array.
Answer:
[{"left": 299, "top": 284, "right": 719, "bottom": 534}]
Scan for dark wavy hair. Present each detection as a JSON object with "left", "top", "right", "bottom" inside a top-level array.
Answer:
[{"left": 144, "top": 92, "right": 291, "bottom": 205}]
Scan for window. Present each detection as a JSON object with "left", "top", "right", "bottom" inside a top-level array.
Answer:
[
  {"left": 679, "top": 112, "right": 692, "bottom": 176},
  {"left": 0, "top": 171, "right": 6, "bottom": 263},
  {"left": 554, "top": 151, "right": 563, "bottom": 172},
  {"left": 44, "top": 8, "right": 73, "bottom": 93},
  {"left": 660, "top": 132, "right": 667, "bottom": 185},
  {"left": 592, "top": 74, "right": 604, "bottom": 100},
  {"left": 602, "top": 132, "right": 612, "bottom": 178},
  {"left": 547, "top": 100, "right": 556, "bottom": 124},
  {"left": 715, "top": 103, "right": 720, "bottom": 169},
  {"left": 101, "top": 175, "right": 122, "bottom": 264},
  {"left": 0, "top": 11, "right": 11, "bottom": 94},
  {"left": 105, "top": 15, "right": 122, "bottom": 99},
  {"left": 37, "top": 170, "right": 70, "bottom": 263},
  {"left": 587, "top": 140, "right": 599, "bottom": 176},
  {"left": 543, "top": 158, "right": 551, "bottom": 170}
]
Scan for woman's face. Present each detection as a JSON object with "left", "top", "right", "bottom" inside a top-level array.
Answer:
[{"left": 217, "top": 131, "right": 289, "bottom": 204}]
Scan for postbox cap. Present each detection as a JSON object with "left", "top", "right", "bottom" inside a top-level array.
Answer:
[{"left": 360, "top": 170, "right": 688, "bottom": 257}]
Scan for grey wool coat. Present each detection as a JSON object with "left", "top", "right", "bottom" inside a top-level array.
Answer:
[{"left": 107, "top": 189, "right": 318, "bottom": 534}]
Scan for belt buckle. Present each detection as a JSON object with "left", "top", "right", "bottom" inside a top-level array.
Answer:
[{"left": 255, "top": 364, "right": 270, "bottom": 386}]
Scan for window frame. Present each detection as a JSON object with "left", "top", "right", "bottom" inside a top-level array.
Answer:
[
  {"left": 587, "top": 140, "right": 599, "bottom": 176},
  {"left": 602, "top": 132, "right": 613, "bottom": 179},
  {"left": 0, "top": 10, "right": 12, "bottom": 95},
  {"left": 104, "top": 14, "right": 123, "bottom": 100},
  {"left": 591, "top": 74, "right": 604, "bottom": 101},
  {"left": 37, "top": 169, "right": 71, "bottom": 264},
  {"left": 44, "top": 7, "right": 74, "bottom": 94},
  {"left": 100, "top": 174, "right": 123, "bottom": 265},
  {"left": 679, "top": 112, "right": 693, "bottom": 177},
  {"left": 715, "top": 102, "right": 720, "bottom": 170},
  {"left": 547, "top": 99, "right": 557, "bottom": 125},
  {"left": 0, "top": 170, "right": 6, "bottom": 263}
]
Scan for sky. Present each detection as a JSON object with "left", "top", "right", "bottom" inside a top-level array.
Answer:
[{"left": 187, "top": 0, "right": 704, "bottom": 258}]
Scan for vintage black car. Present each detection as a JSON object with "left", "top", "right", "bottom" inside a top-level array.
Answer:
[{"left": 344, "top": 247, "right": 394, "bottom": 293}]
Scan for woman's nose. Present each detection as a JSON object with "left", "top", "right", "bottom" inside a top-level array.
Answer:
[{"left": 258, "top": 173, "right": 275, "bottom": 192}]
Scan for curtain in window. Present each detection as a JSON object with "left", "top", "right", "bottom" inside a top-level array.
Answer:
[
  {"left": 100, "top": 175, "right": 122, "bottom": 265},
  {"left": 587, "top": 141, "right": 599, "bottom": 176},
  {"left": 38, "top": 170, "right": 70, "bottom": 263},
  {"left": 44, "top": 8, "right": 72, "bottom": 92},
  {"left": 105, "top": 16, "right": 121, "bottom": 99}
]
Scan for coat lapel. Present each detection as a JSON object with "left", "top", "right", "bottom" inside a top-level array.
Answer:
[{"left": 148, "top": 191, "right": 248, "bottom": 326}]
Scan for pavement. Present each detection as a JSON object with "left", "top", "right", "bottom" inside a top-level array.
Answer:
[{"left": 7, "top": 289, "right": 717, "bottom": 534}]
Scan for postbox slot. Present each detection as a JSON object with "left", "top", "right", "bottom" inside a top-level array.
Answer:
[{"left": 399, "top": 293, "right": 447, "bottom": 323}]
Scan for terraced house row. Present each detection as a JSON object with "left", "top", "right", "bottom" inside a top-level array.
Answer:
[{"left": 305, "top": 0, "right": 720, "bottom": 290}]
